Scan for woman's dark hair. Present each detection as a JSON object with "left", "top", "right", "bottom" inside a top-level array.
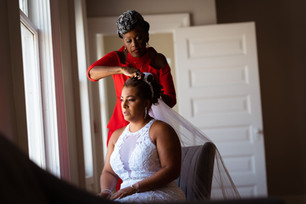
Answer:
[
  {"left": 123, "top": 75, "right": 163, "bottom": 106},
  {"left": 116, "top": 10, "right": 150, "bottom": 38}
]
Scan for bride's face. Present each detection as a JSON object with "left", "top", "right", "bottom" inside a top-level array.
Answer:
[{"left": 121, "top": 86, "right": 147, "bottom": 122}]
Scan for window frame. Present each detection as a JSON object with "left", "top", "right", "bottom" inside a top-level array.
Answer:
[
  {"left": 19, "top": 0, "right": 67, "bottom": 178},
  {"left": 20, "top": 9, "right": 46, "bottom": 168}
]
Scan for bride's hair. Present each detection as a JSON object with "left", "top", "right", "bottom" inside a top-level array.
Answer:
[{"left": 123, "top": 74, "right": 163, "bottom": 106}]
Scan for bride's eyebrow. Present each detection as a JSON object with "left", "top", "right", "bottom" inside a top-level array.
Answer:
[{"left": 127, "top": 95, "right": 136, "bottom": 98}]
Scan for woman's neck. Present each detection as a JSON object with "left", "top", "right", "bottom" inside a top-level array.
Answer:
[
  {"left": 127, "top": 48, "right": 148, "bottom": 63},
  {"left": 129, "top": 116, "right": 153, "bottom": 133}
]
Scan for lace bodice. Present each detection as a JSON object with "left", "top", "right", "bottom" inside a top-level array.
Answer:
[
  {"left": 109, "top": 119, "right": 186, "bottom": 202},
  {"left": 110, "top": 119, "right": 161, "bottom": 185}
]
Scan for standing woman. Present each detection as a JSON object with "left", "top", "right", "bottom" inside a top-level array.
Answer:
[{"left": 87, "top": 10, "right": 176, "bottom": 144}]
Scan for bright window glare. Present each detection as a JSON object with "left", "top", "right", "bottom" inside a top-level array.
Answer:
[
  {"left": 19, "top": 0, "right": 28, "bottom": 16},
  {"left": 20, "top": 22, "right": 46, "bottom": 168}
]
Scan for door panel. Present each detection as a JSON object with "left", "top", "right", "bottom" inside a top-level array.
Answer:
[{"left": 174, "top": 22, "right": 267, "bottom": 197}]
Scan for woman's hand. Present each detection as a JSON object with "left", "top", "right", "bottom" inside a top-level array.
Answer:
[
  {"left": 121, "top": 67, "right": 142, "bottom": 79},
  {"left": 110, "top": 186, "right": 137, "bottom": 200},
  {"left": 97, "top": 190, "right": 112, "bottom": 199}
]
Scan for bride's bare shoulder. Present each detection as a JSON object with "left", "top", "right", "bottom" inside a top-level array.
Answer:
[{"left": 151, "top": 120, "right": 177, "bottom": 137}]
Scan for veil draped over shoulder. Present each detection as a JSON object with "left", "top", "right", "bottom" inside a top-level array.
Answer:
[{"left": 149, "top": 99, "right": 240, "bottom": 200}]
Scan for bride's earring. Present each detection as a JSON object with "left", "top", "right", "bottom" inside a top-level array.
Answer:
[{"left": 144, "top": 107, "right": 147, "bottom": 119}]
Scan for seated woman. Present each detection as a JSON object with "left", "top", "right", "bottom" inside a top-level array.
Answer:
[{"left": 98, "top": 73, "right": 186, "bottom": 202}]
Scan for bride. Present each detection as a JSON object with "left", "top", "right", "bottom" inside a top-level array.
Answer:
[
  {"left": 98, "top": 73, "right": 240, "bottom": 202},
  {"left": 98, "top": 74, "right": 186, "bottom": 202}
]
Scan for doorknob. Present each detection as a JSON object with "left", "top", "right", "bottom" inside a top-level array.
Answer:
[{"left": 254, "top": 128, "right": 264, "bottom": 141}]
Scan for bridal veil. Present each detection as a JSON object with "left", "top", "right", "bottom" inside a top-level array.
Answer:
[{"left": 149, "top": 99, "right": 240, "bottom": 200}]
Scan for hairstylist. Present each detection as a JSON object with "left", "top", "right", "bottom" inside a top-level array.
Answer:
[{"left": 87, "top": 10, "right": 176, "bottom": 145}]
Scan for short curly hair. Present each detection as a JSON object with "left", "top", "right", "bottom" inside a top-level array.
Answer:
[{"left": 116, "top": 10, "right": 150, "bottom": 38}]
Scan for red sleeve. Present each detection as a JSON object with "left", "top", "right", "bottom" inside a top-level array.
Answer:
[
  {"left": 159, "top": 64, "right": 177, "bottom": 108},
  {"left": 86, "top": 51, "right": 119, "bottom": 82}
]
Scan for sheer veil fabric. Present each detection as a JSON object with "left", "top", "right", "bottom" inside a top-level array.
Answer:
[{"left": 149, "top": 99, "right": 240, "bottom": 200}]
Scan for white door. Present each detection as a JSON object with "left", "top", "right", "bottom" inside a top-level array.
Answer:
[{"left": 174, "top": 22, "right": 267, "bottom": 198}]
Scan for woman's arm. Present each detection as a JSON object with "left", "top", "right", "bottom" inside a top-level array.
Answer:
[
  {"left": 137, "top": 121, "right": 181, "bottom": 191},
  {"left": 87, "top": 51, "right": 140, "bottom": 81},
  {"left": 150, "top": 50, "right": 177, "bottom": 107},
  {"left": 110, "top": 121, "right": 181, "bottom": 200},
  {"left": 89, "top": 66, "right": 140, "bottom": 81},
  {"left": 98, "top": 129, "right": 123, "bottom": 199}
]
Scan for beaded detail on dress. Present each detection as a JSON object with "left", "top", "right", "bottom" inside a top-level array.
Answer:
[{"left": 110, "top": 119, "right": 160, "bottom": 182}]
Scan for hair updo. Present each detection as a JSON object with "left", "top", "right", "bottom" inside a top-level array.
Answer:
[
  {"left": 123, "top": 74, "right": 163, "bottom": 106},
  {"left": 116, "top": 10, "right": 150, "bottom": 38}
]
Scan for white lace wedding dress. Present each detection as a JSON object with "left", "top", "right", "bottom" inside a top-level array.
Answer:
[{"left": 110, "top": 119, "right": 186, "bottom": 203}]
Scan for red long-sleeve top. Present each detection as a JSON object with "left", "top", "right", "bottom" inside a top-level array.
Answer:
[{"left": 87, "top": 46, "right": 176, "bottom": 144}]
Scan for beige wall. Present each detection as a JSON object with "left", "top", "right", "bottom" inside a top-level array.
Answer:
[
  {"left": 86, "top": 0, "right": 217, "bottom": 26},
  {"left": 101, "top": 35, "right": 122, "bottom": 121}
]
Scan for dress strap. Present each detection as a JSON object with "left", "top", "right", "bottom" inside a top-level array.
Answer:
[{"left": 147, "top": 119, "right": 156, "bottom": 128}]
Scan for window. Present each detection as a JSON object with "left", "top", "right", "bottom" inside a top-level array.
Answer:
[
  {"left": 19, "top": 0, "right": 61, "bottom": 177},
  {"left": 19, "top": 0, "right": 28, "bottom": 16},
  {"left": 20, "top": 3, "right": 46, "bottom": 168},
  {"left": 20, "top": 0, "right": 95, "bottom": 185}
]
